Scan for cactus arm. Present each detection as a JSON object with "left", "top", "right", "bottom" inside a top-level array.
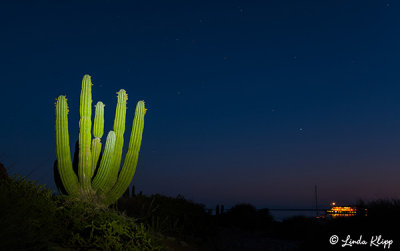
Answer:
[
  {"left": 93, "top": 101, "right": 105, "bottom": 138},
  {"left": 91, "top": 102, "right": 105, "bottom": 177},
  {"left": 91, "top": 138, "right": 102, "bottom": 178},
  {"left": 101, "top": 90, "right": 127, "bottom": 193},
  {"left": 92, "top": 131, "right": 116, "bottom": 192},
  {"left": 55, "top": 96, "right": 79, "bottom": 195},
  {"left": 105, "top": 101, "right": 146, "bottom": 205},
  {"left": 78, "top": 75, "right": 93, "bottom": 195}
]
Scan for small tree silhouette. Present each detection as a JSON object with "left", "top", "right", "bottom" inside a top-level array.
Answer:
[
  {"left": 227, "top": 203, "right": 258, "bottom": 230},
  {"left": 0, "top": 162, "right": 8, "bottom": 180}
]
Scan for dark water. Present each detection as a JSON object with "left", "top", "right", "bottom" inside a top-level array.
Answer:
[
  {"left": 207, "top": 207, "right": 324, "bottom": 221},
  {"left": 270, "top": 210, "right": 322, "bottom": 221}
]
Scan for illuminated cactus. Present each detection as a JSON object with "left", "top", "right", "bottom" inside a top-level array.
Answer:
[{"left": 55, "top": 74, "right": 146, "bottom": 206}]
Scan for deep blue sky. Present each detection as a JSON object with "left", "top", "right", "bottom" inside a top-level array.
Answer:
[{"left": 1, "top": 0, "right": 399, "bottom": 209}]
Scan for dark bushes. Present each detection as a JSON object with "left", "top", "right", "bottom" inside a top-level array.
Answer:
[{"left": 0, "top": 176, "right": 163, "bottom": 250}]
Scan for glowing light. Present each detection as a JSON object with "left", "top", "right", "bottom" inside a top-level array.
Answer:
[{"left": 327, "top": 206, "right": 358, "bottom": 218}]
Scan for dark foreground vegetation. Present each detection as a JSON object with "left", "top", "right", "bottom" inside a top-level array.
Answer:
[
  {"left": 1, "top": 171, "right": 400, "bottom": 250},
  {"left": 0, "top": 175, "right": 164, "bottom": 250}
]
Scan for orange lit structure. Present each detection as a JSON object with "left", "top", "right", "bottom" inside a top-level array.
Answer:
[{"left": 327, "top": 206, "right": 357, "bottom": 218}]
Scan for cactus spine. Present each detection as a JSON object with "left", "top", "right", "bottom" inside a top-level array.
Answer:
[{"left": 55, "top": 74, "right": 146, "bottom": 206}]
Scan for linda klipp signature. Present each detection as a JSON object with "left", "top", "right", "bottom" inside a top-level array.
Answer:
[{"left": 329, "top": 234, "right": 393, "bottom": 249}]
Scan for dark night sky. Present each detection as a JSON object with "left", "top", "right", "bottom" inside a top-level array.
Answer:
[{"left": 1, "top": 0, "right": 400, "bottom": 209}]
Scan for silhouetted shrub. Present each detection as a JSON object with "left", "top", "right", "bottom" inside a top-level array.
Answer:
[
  {"left": 117, "top": 193, "right": 217, "bottom": 240},
  {"left": 0, "top": 162, "right": 8, "bottom": 180},
  {"left": 367, "top": 199, "right": 400, "bottom": 220},
  {"left": 225, "top": 203, "right": 258, "bottom": 231},
  {"left": 274, "top": 216, "right": 319, "bottom": 241},
  {"left": 0, "top": 176, "right": 163, "bottom": 250},
  {"left": 257, "top": 208, "right": 274, "bottom": 226},
  {"left": 0, "top": 175, "right": 59, "bottom": 249},
  {"left": 216, "top": 203, "right": 275, "bottom": 233}
]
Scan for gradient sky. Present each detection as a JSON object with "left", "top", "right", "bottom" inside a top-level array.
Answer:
[{"left": 1, "top": 0, "right": 400, "bottom": 209}]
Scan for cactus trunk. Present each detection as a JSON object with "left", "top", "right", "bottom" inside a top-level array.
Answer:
[{"left": 78, "top": 75, "right": 93, "bottom": 198}]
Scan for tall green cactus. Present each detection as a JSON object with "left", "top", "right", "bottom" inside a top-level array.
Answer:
[{"left": 55, "top": 74, "right": 146, "bottom": 206}]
